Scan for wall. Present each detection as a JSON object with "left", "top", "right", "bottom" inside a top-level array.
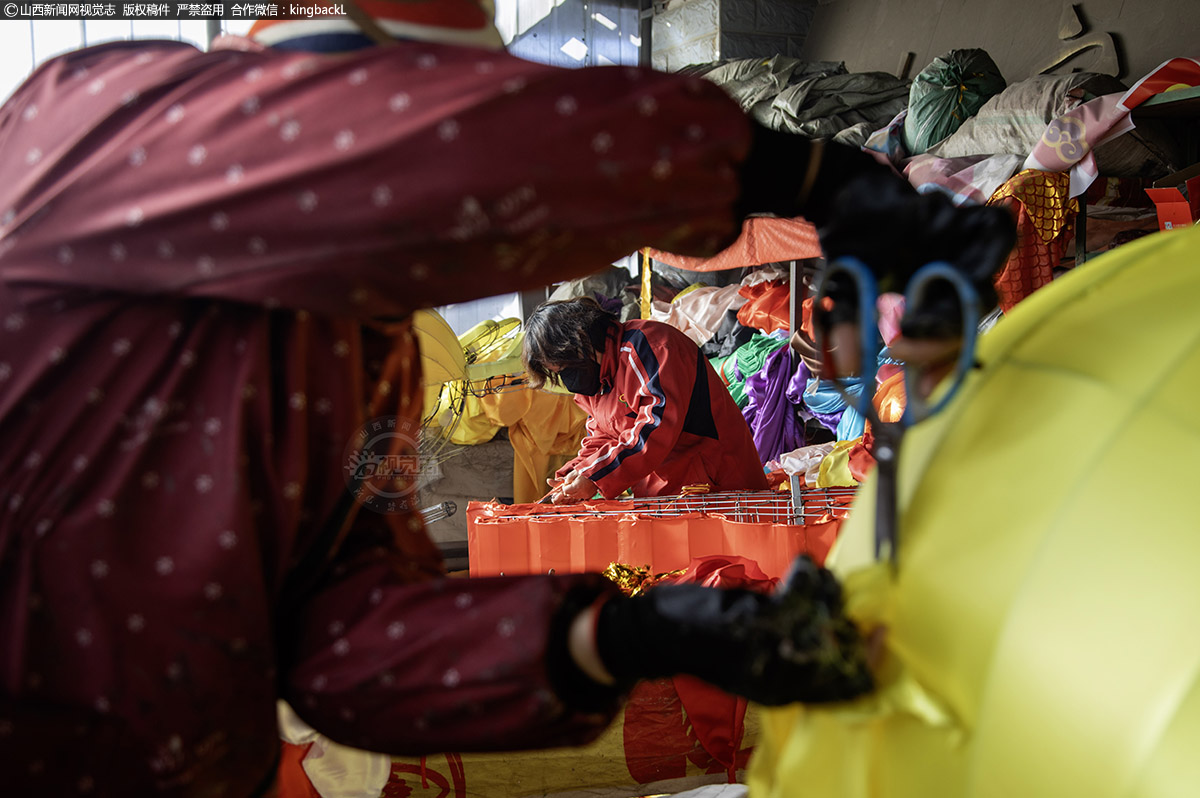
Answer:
[
  {"left": 799, "top": 0, "right": 1199, "bottom": 86},
  {"left": 417, "top": 437, "right": 516, "bottom": 571},
  {"left": 652, "top": 0, "right": 720, "bottom": 71},
  {"left": 651, "top": 0, "right": 818, "bottom": 71},
  {"left": 507, "top": 0, "right": 645, "bottom": 67},
  {"left": 720, "top": 0, "right": 817, "bottom": 60}
]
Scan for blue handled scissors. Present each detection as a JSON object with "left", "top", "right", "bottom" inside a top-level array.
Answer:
[{"left": 812, "top": 256, "right": 982, "bottom": 565}]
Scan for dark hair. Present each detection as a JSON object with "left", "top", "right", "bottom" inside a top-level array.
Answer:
[{"left": 522, "top": 298, "right": 618, "bottom": 389}]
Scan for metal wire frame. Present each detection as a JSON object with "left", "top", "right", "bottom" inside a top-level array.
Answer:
[{"left": 484, "top": 483, "right": 859, "bottom": 525}]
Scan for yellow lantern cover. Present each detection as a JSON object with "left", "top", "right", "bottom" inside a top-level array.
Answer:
[{"left": 750, "top": 224, "right": 1200, "bottom": 798}]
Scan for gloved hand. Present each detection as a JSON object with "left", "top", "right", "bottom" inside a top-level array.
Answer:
[
  {"left": 817, "top": 171, "right": 1017, "bottom": 340},
  {"left": 593, "top": 555, "right": 873, "bottom": 705}
]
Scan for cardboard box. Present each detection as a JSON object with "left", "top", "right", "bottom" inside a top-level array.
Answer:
[{"left": 1146, "top": 167, "right": 1200, "bottom": 231}]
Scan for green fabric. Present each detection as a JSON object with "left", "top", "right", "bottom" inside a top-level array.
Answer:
[
  {"left": 903, "top": 48, "right": 1006, "bottom": 155},
  {"left": 720, "top": 333, "right": 790, "bottom": 408}
]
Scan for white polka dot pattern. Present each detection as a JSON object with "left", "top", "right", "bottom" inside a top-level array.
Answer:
[{"left": 0, "top": 32, "right": 748, "bottom": 793}]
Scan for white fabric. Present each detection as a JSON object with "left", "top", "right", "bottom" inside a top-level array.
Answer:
[
  {"left": 650, "top": 283, "right": 747, "bottom": 346},
  {"left": 665, "top": 785, "right": 749, "bottom": 798},
  {"left": 277, "top": 702, "right": 392, "bottom": 798},
  {"left": 739, "top": 264, "right": 789, "bottom": 287},
  {"left": 773, "top": 441, "right": 836, "bottom": 486}
]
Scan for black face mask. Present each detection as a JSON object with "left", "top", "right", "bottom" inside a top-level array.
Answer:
[{"left": 559, "top": 359, "right": 602, "bottom": 396}]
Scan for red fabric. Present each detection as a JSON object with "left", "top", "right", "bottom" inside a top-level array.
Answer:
[
  {"left": 800, "top": 295, "right": 816, "bottom": 339},
  {"left": 990, "top": 197, "right": 1073, "bottom": 311},
  {"left": 736, "top": 279, "right": 791, "bottom": 334},
  {"left": 384, "top": 753, "right": 467, "bottom": 797},
  {"left": 0, "top": 38, "right": 756, "bottom": 795},
  {"left": 277, "top": 742, "right": 321, "bottom": 798},
  {"left": 803, "top": 518, "right": 843, "bottom": 565},
  {"left": 645, "top": 216, "right": 821, "bottom": 271},
  {"left": 847, "top": 428, "right": 877, "bottom": 484},
  {"left": 622, "top": 556, "right": 769, "bottom": 784},
  {"left": 666, "top": 554, "right": 777, "bottom": 590},
  {"left": 468, "top": 495, "right": 851, "bottom": 578},
  {"left": 987, "top": 172, "right": 1075, "bottom": 312},
  {"left": 559, "top": 320, "right": 768, "bottom": 499},
  {"left": 1117, "top": 57, "right": 1200, "bottom": 111}
]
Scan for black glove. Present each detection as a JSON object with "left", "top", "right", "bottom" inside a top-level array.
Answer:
[
  {"left": 817, "top": 171, "right": 1017, "bottom": 339},
  {"left": 594, "top": 556, "right": 873, "bottom": 705}
]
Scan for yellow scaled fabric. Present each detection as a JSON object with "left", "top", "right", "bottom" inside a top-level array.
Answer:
[
  {"left": 990, "top": 169, "right": 1076, "bottom": 244},
  {"left": 749, "top": 224, "right": 1200, "bottom": 798}
]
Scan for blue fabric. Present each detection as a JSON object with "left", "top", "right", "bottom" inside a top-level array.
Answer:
[{"left": 802, "top": 375, "right": 868, "bottom": 441}]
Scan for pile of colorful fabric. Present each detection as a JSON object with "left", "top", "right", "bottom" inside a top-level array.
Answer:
[{"left": 868, "top": 56, "right": 1200, "bottom": 311}]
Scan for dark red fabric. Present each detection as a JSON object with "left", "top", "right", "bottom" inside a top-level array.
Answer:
[
  {"left": 560, "top": 320, "right": 768, "bottom": 498},
  {"left": 0, "top": 37, "right": 757, "bottom": 795}
]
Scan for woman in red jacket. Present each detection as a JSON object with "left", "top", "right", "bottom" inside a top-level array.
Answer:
[{"left": 524, "top": 298, "right": 768, "bottom": 503}]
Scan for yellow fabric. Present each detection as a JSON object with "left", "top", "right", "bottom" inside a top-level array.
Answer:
[
  {"left": 750, "top": 224, "right": 1200, "bottom": 798},
  {"left": 479, "top": 387, "right": 587, "bottom": 504},
  {"left": 989, "top": 169, "right": 1077, "bottom": 244},
  {"left": 642, "top": 247, "right": 653, "bottom": 319},
  {"left": 411, "top": 309, "right": 465, "bottom": 385},
  {"left": 390, "top": 703, "right": 761, "bottom": 798},
  {"left": 816, "top": 438, "right": 863, "bottom": 487},
  {"left": 433, "top": 382, "right": 501, "bottom": 445},
  {"left": 459, "top": 317, "right": 522, "bottom": 364},
  {"left": 673, "top": 282, "right": 707, "bottom": 303},
  {"left": 427, "top": 317, "right": 527, "bottom": 446}
]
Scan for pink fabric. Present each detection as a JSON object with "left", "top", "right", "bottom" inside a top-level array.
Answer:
[
  {"left": 0, "top": 38, "right": 756, "bottom": 795},
  {"left": 1024, "top": 58, "right": 1200, "bottom": 197},
  {"left": 876, "top": 292, "right": 905, "bottom": 346},
  {"left": 650, "top": 283, "right": 747, "bottom": 348},
  {"left": 903, "top": 152, "right": 1025, "bottom": 206}
]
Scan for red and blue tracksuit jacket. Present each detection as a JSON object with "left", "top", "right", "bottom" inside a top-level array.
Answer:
[{"left": 558, "top": 319, "right": 768, "bottom": 498}]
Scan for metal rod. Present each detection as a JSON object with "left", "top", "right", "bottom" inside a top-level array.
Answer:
[{"left": 479, "top": 488, "right": 856, "bottom": 522}]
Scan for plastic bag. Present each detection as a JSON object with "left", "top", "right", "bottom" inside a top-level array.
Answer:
[{"left": 902, "top": 49, "right": 1005, "bottom": 155}]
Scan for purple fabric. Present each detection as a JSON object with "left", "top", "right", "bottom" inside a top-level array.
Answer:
[
  {"left": 742, "top": 345, "right": 806, "bottom": 462},
  {"left": 786, "top": 361, "right": 845, "bottom": 433},
  {"left": 594, "top": 292, "right": 625, "bottom": 316}
]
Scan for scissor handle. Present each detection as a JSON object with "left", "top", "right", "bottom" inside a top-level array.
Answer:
[
  {"left": 812, "top": 256, "right": 879, "bottom": 419},
  {"left": 900, "top": 261, "right": 980, "bottom": 425}
]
